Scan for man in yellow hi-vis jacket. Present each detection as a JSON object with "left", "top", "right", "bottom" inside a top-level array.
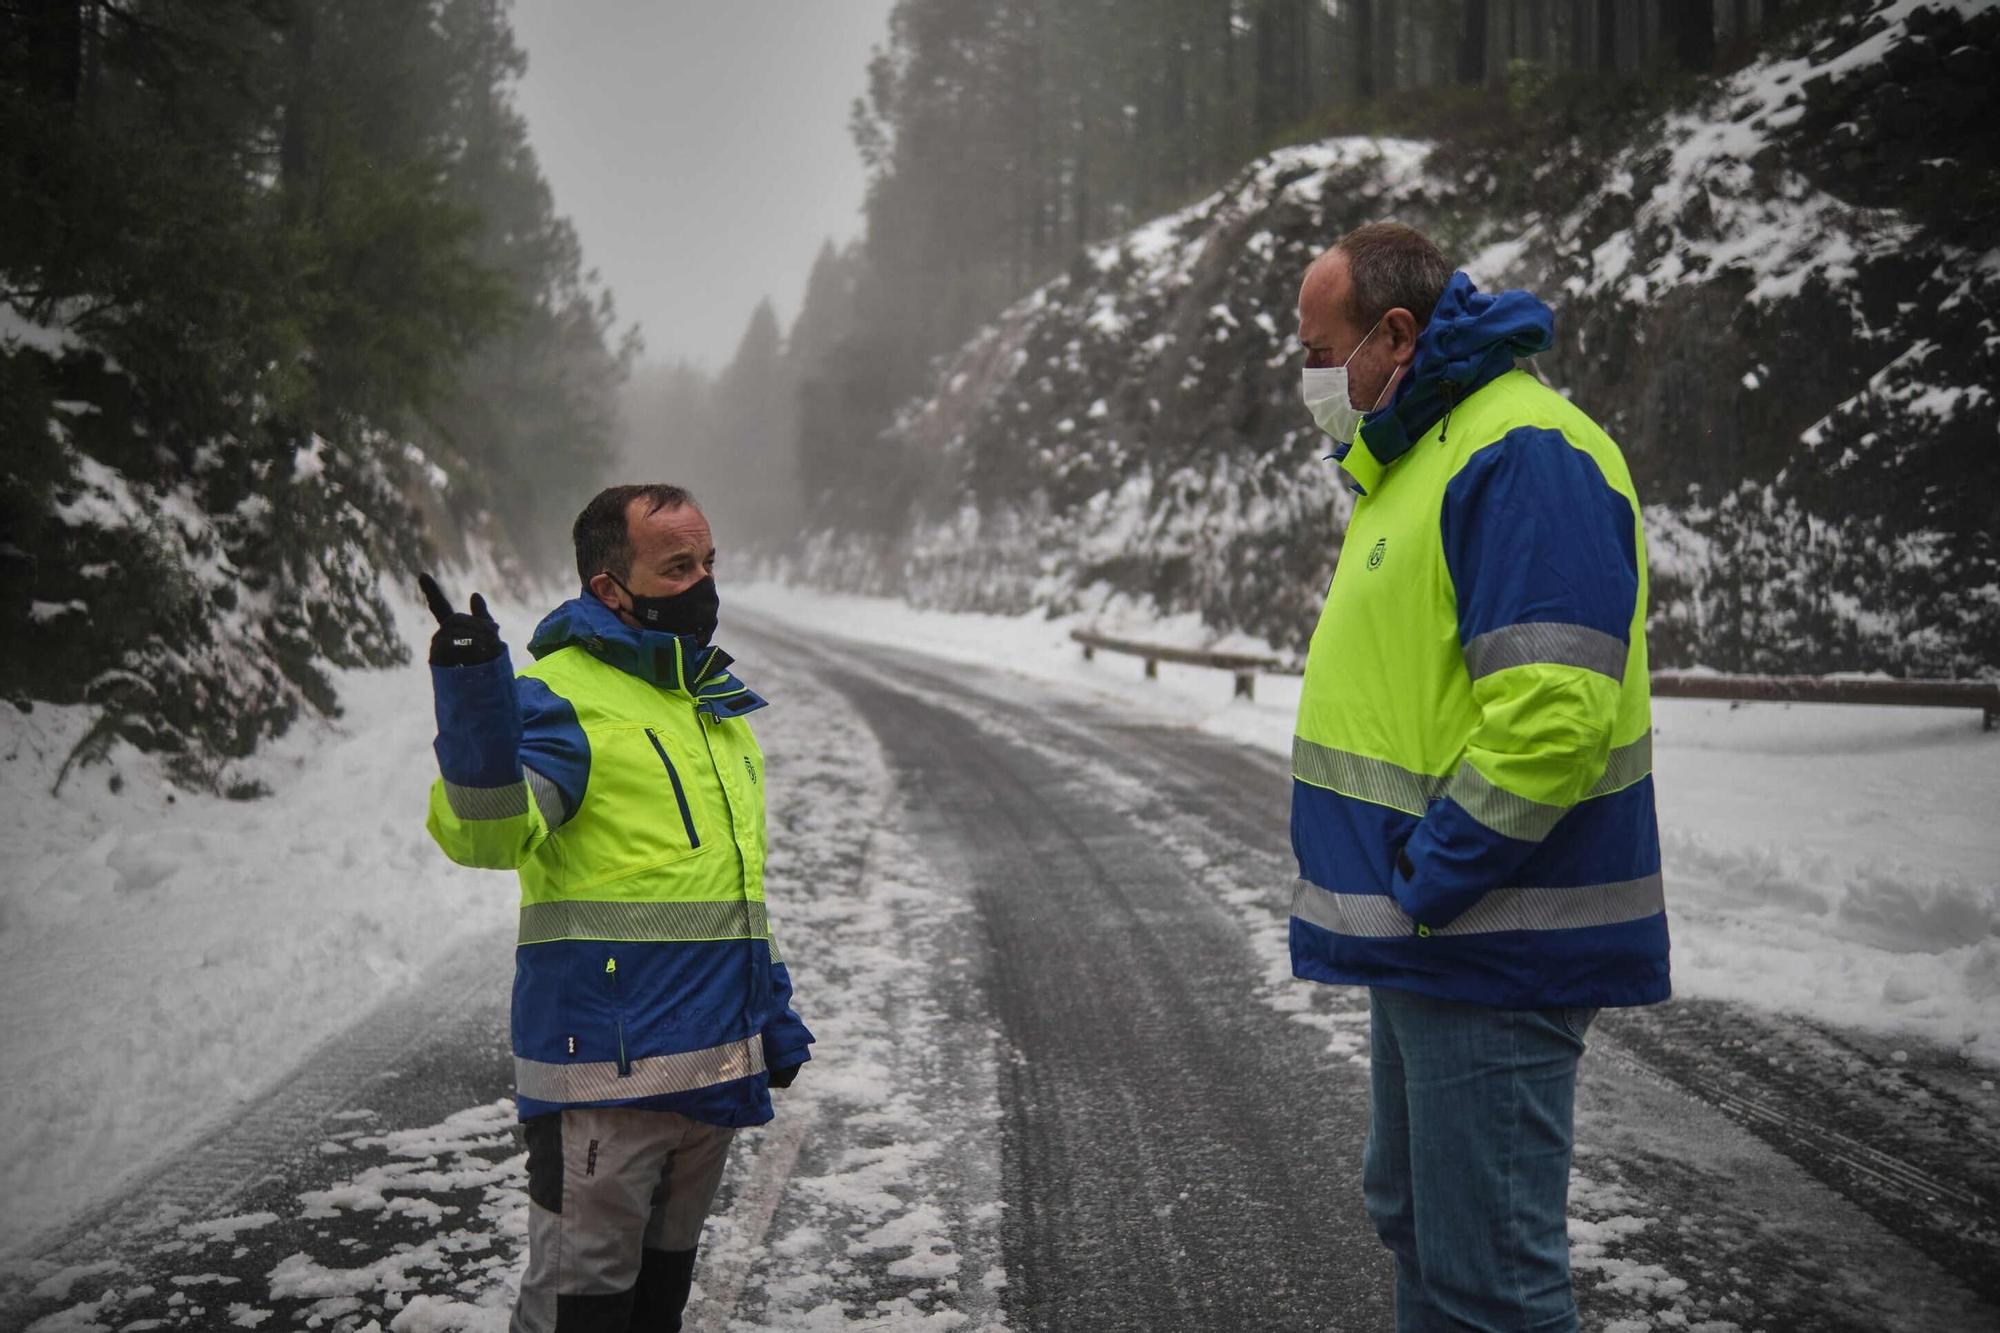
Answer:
[
  {"left": 421, "top": 483, "right": 812, "bottom": 1333},
  {"left": 1291, "top": 223, "right": 1669, "bottom": 1332}
]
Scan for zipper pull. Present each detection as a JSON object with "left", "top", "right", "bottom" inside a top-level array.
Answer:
[{"left": 607, "top": 956, "right": 630, "bottom": 1076}]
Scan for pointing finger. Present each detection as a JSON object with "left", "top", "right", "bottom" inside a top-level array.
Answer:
[{"left": 418, "top": 572, "right": 454, "bottom": 624}]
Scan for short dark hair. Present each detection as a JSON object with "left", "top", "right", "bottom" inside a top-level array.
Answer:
[
  {"left": 1335, "top": 222, "right": 1452, "bottom": 329},
  {"left": 573, "top": 484, "right": 696, "bottom": 583}
]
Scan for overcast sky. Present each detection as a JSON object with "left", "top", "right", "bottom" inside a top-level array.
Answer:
[{"left": 507, "top": 0, "right": 896, "bottom": 373}]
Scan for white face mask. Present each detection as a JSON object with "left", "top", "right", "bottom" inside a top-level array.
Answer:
[{"left": 1300, "top": 314, "right": 1392, "bottom": 445}]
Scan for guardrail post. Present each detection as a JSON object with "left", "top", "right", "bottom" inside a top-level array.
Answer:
[
  {"left": 1234, "top": 671, "right": 1255, "bottom": 701},
  {"left": 1986, "top": 706, "right": 1997, "bottom": 733},
  {"left": 1144, "top": 657, "right": 1158, "bottom": 680},
  {"left": 1081, "top": 643, "right": 1094, "bottom": 661}
]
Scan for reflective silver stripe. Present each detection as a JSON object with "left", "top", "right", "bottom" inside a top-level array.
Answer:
[
  {"left": 1444, "top": 873, "right": 1665, "bottom": 933},
  {"left": 1291, "top": 736, "right": 1449, "bottom": 816},
  {"left": 1291, "top": 878, "right": 1415, "bottom": 937},
  {"left": 518, "top": 899, "right": 769, "bottom": 946},
  {"left": 1464, "top": 622, "right": 1628, "bottom": 682},
  {"left": 1587, "top": 735, "right": 1652, "bottom": 798},
  {"left": 1447, "top": 762, "right": 1570, "bottom": 842},
  {"left": 1297, "top": 732, "right": 1653, "bottom": 828},
  {"left": 1292, "top": 874, "right": 1665, "bottom": 938},
  {"left": 1443, "top": 734, "right": 1654, "bottom": 841},
  {"left": 515, "top": 1038, "right": 763, "bottom": 1106},
  {"left": 443, "top": 779, "right": 529, "bottom": 822},
  {"left": 523, "top": 766, "right": 569, "bottom": 831},
  {"left": 768, "top": 923, "right": 785, "bottom": 967}
]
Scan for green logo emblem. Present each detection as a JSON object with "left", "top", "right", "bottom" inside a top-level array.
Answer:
[{"left": 1368, "top": 537, "right": 1387, "bottom": 570}]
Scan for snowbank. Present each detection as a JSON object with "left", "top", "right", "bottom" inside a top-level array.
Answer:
[{"left": 0, "top": 586, "right": 542, "bottom": 1260}]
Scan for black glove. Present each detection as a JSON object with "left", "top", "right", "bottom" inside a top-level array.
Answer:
[
  {"left": 419, "top": 572, "right": 503, "bottom": 668},
  {"left": 768, "top": 1062, "right": 803, "bottom": 1090}
]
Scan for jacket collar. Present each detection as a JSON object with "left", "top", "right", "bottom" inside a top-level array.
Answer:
[
  {"left": 1337, "top": 271, "right": 1555, "bottom": 495},
  {"left": 527, "top": 591, "right": 769, "bottom": 719}
]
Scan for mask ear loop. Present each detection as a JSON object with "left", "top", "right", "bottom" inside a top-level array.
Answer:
[
  {"left": 1356, "top": 303, "right": 1408, "bottom": 413},
  {"left": 600, "top": 570, "right": 639, "bottom": 620},
  {"left": 1342, "top": 311, "right": 1389, "bottom": 371},
  {"left": 1367, "top": 359, "right": 1405, "bottom": 419}
]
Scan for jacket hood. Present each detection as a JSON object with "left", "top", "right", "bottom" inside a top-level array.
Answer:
[
  {"left": 1340, "top": 271, "right": 1555, "bottom": 494},
  {"left": 529, "top": 591, "right": 767, "bottom": 718}
]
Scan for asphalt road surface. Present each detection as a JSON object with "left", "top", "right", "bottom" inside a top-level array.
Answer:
[
  {"left": 6, "top": 621, "right": 1995, "bottom": 1332},
  {"left": 780, "top": 626, "right": 1394, "bottom": 1332}
]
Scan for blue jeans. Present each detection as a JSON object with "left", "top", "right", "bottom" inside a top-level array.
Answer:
[{"left": 1363, "top": 987, "right": 1596, "bottom": 1333}]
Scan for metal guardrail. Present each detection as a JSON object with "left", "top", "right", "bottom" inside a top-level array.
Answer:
[
  {"left": 1073, "top": 628, "right": 2000, "bottom": 728},
  {"left": 1649, "top": 671, "right": 2000, "bottom": 730},
  {"left": 1071, "top": 629, "right": 1290, "bottom": 700}
]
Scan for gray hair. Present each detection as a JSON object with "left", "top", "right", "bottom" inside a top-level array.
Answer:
[{"left": 1334, "top": 222, "right": 1452, "bottom": 329}]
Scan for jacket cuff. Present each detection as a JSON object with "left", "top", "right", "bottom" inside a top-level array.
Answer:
[
  {"left": 1392, "top": 794, "right": 1539, "bottom": 930},
  {"left": 762, "top": 1027, "right": 813, "bottom": 1071}
]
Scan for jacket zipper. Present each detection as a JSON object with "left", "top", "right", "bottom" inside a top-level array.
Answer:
[
  {"left": 607, "top": 955, "right": 630, "bottom": 1076},
  {"left": 644, "top": 728, "right": 702, "bottom": 848}
]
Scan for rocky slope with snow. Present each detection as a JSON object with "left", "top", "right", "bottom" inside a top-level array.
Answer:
[
  {"left": 800, "top": 0, "right": 1998, "bottom": 676},
  {"left": 3, "top": 321, "right": 507, "bottom": 796}
]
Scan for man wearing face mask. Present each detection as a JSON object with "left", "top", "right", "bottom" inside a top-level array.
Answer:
[
  {"left": 421, "top": 483, "right": 813, "bottom": 1333},
  {"left": 1289, "top": 223, "right": 1669, "bottom": 1332}
]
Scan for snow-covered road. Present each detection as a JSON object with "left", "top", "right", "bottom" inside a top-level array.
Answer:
[
  {"left": 3, "top": 591, "right": 1997, "bottom": 1331},
  {"left": 747, "top": 619, "right": 1392, "bottom": 1330}
]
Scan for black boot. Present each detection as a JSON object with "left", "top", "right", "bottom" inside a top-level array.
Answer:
[{"left": 628, "top": 1246, "right": 698, "bottom": 1332}]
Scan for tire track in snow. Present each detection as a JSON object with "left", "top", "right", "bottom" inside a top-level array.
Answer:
[
  {"left": 695, "top": 627, "right": 1012, "bottom": 1330},
  {"left": 753, "top": 621, "right": 2000, "bottom": 1332},
  {"left": 747, "top": 621, "right": 1393, "bottom": 1332},
  {"left": 1592, "top": 998, "right": 2000, "bottom": 1314},
  {"left": 16, "top": 924, "right": 508, "bottom": 1273},
  {"left": 692, "top": 1102, "right": 817, "bottom": 1326},
  {"left": 13, "top": 614, "right": 1996, "bottom": 1331},
  {"left": 1, "top": 939, "right": 521, "bottom": 1332}
]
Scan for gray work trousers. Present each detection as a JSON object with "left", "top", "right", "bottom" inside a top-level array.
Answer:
[{"left": 512, "top": 1107, "right": 735, "bottom": 1333}]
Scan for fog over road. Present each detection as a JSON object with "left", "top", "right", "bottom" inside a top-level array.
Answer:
[{"left": 10, "top": 623, "right": 1995, "bottom": 1332}]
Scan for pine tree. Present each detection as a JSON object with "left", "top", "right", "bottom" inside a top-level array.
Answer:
[
  {"left": 709, "top": 299, "right": 800, "bottom": 540},
  {"left": 0, "top": 0, "right": 628, "bottom": 783}
]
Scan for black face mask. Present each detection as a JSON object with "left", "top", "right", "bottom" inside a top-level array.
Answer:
[{"left": 606, "top": 572, "right": 720, "bottom": 646}]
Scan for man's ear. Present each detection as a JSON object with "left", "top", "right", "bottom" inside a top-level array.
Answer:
[
  {"left": 586, "top": 572, "right": 621, "bottom": 609},
  {"left": 1385, "top": 307, "right": 1421, "bottom": 366}
]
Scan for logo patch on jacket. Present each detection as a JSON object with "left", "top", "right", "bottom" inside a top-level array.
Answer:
[{"left": 1368, "top": 537, "right": 1387, "bottom": 570}]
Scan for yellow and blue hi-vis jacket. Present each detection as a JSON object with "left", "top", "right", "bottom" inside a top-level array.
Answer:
[
  {"left": 1289, "top": 272, "right": 1670, "bottom": 1010},
  {"left": 426, "top": 592, "right": 812, "bottom": 1124}
]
